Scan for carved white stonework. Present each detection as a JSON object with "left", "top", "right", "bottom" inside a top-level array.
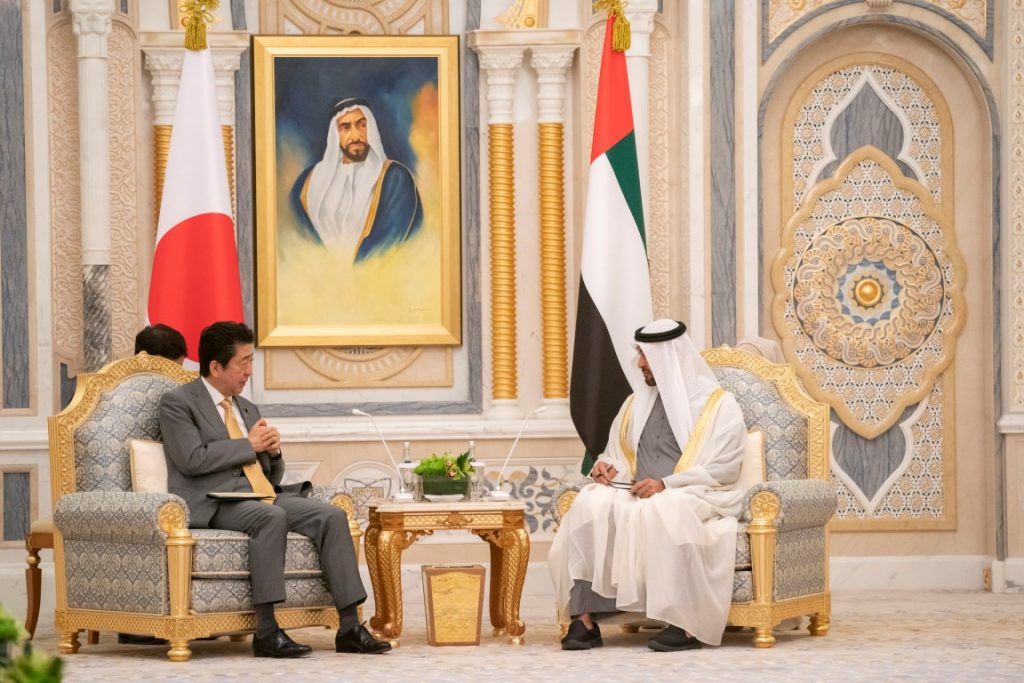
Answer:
[
  {"left": 71, "top": 0, "right": 114, "bottom": 267},
  {"left": 262, "top": 0, "right": 448, "bottom": 35},
  {"left": 474, "top": 46, "right": 526, "bottom": 125},
  {"left": 49, "top": 19, "right": 85, "bottom": 371},
  {"left": 70, "top": 0, "right": 114, "bottom": 59},
  {"left": 647, "top": 22, "right": 672, "bottom": 319},
  {"left": 142, "top": 37, "right": 247, "bottom": 126},
  {"left": 625, "top": 0, "right": 657, "bottom": 225},
  {"left": 1010, "top": 0, "right": 1024, "bottom": 411},
  {"left": 767, "top": 0, "right": 988, "bottom": 44},
  {"left": 108, "top": 22, "right": 141, "bottom": 359},
  {"left": 529, "top": 47, "right": 574, "bottom": 124}
]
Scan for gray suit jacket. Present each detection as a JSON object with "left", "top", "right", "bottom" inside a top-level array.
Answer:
[{"left": 159, "top": 378, "right": 307, "bottom": 528}]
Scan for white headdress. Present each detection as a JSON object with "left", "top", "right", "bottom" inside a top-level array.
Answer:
[
  {"left": 305, "top": 100, "right": 387, "bottom": 252},
  {"left": 629, "top": 319, "right": 721, "bottom": 452}
]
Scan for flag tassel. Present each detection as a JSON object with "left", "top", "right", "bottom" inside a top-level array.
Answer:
[
  {"left": 595, "top": 0, "right": 631, "bottom": 53},
  {"left": 180, "top": 0, "right": 219, "bottom": 52}
]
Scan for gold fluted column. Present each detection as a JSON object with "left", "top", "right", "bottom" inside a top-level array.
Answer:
[
  {"left": 489, "top": 122, "right": 518, "bottom": 402},
  {"left": 153, "top": 124, "right": 171, "bottom": 224},
  {"left": 471, "top": 42, "right": 526, "bottom": 419},
  {"left": 538, "top": 121, "right": 567, "bottom": 398}
]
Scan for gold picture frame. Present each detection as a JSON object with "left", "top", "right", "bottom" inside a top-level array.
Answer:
[{"left": 252, "top": 35, "right": 462, "bottom": 347}]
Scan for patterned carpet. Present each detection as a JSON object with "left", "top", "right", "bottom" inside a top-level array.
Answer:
[{"left": 26, "top": 589, "right": 1024, "bottom": 682}]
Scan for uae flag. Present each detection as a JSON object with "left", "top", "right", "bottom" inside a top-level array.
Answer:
[
  {"left": 570, "top": 14, "right": 653, "bottom": 474},
  {"left": 148, "top": 48, "right": 244, "bottom": 364}
]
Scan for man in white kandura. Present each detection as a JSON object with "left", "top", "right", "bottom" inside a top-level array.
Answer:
[{"left": 549, "top": 319, "right": 748, "bottom": 652}]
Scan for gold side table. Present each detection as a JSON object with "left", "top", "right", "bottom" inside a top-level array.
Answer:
[{"left": 365, "top": 500, "right": 530, "bottom": 647}]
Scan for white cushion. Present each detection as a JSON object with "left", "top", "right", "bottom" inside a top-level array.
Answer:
[
  {"left": 129, "top": 439, "right": 168, "bottom": 493},
  {"left": 736, "top": 430, "right": 766, "bottom": 492}
]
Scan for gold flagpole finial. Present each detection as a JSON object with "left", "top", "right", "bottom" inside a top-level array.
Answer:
[
  {"left": 595, "top": 0, "right": 631, "bottom": 52},
  {"left": 180, "top": 0, "right": 220, "bottom": 51}
]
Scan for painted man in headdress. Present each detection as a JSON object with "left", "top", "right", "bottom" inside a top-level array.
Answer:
[
  {"left": 291, "top": 98, "right": 423, "bottom": 263},
  {"left": 550, "top": 319, "right": 748, "bottom": 652}
]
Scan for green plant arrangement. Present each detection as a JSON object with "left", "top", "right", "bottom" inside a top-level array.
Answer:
[
  {"left": 415, "top": 451, "right": 475, "bottom": 497},
  {"left": 0, "top": 605, "right": 62, "bottom": 683}
]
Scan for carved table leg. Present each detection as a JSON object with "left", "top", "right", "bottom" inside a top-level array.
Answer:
[
  {"left": 809, "top": 613, "right": 830, "bottom": 636},
  {"left": 364, "top": 525, "right": 388, "bottom": 637},
  {"left": 487, "top": 535, "right": 505, "bottom": 635},
  {"left": 377, "top": 529, "right": 405, "bottom": 646},
  {"left": 498, "top": 528, "right": 529, "bottom": 645},
  {"left": 24, "top": 538, "right": 42, "bottom": 639}
]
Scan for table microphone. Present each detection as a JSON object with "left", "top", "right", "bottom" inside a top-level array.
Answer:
[
  {"left": 352, "top": 408, "right": 414, "bottom": 501},
  {"left": 489, "top": 406, "right": 547, "bottom": 500}
]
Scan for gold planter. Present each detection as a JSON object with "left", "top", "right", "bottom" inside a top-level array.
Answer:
[{"left": 422, "top": 564, "right": 486, "bottom": 646}]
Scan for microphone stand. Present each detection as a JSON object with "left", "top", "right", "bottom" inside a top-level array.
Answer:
[
  {"left": 489, "top": 406, "right": 547, "bottom": 500},
  {"left": 352, "top": 408, "right": 414, "bottom": 502}
]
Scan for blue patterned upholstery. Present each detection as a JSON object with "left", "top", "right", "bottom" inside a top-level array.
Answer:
[
  {"left": 773, "top": 527, "right": 827, "bottom": 601},
  {"left": 713, "top": 366, "right": 809, "bottom": 481},
  {"left": 732, "top": 570, "right": 753, "bottom": 603},
  {"left": 191, "top": 577, "right": 333, "bottom": 614},
  {"left": 73, "top": 374, "right": 179, "bottom": 492},
  {"left": 735, "top": 524, "right": 751, "bottom": 569},
  {"left": 191, "top": 530, "right": 323, "bottom": 579},
  {"left": 741, "top": 480, "right": 836, "bottom": 530},
  {"left": 63, "top": 539, "right": 169, "bottom": 613}
]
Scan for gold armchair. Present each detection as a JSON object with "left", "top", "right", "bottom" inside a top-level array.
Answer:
[
  {"left": 554, "top": 347, "right": 834, "bottom": 647},
  {"left": 48, "top": 353, "right": 360, "bottom": 661}
]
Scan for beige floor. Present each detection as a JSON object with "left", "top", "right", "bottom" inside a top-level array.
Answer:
[{"left": 25, "top": 589, "right": 1024, "bottom": 682}]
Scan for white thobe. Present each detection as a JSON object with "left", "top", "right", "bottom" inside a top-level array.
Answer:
[{"left": 549, "top": 389, "right": 747, "bottom": 645}]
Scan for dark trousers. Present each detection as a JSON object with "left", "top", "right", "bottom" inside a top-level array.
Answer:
[{"left": 210, "top": 494, "right": 367, "bottom": 609}]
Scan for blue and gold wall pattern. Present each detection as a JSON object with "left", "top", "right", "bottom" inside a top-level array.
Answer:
[{"left": 772, "top": 57, "right": 965, "bottom": 527}]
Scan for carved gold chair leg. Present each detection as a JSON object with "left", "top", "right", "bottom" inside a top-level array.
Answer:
[
  {"left": 229, "top": 634, "right": 248, "bottom": 642},
  {"left": 619, "top": 624, "right": 640, "bottom": 634},
  {"left": 167, "top": 639, "right": 191, "bottom": 662},
  {"left": 809, "top": 613, "right": 830, "bottom": 636},
  {"left": 753, "top": 627, "right": 775, "bottom": 648},
  {"left": 86, "top": 630, "right": 99, "bottom": 644},
  {"left": 57, "top": 630, "right": 81, "bottom": 655}
]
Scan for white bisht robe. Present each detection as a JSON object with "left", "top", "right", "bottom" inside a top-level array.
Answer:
[{"left": 549, "top": 389, "right": 747, "bottom": 645}]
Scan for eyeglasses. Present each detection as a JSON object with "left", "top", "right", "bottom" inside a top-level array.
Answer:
[{"left": 607, "top": 480, "right": 636, "bottom": 490}]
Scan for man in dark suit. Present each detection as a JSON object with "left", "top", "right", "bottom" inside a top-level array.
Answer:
[{"left": 159, "top": 321, "right": 390, "bottom": 658}]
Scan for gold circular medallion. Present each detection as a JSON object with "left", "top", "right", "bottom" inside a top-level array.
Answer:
[{"left": 853, "top": 278, "right": 882, "bottom": 307}]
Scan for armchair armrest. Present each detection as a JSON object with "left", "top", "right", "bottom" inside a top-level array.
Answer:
[
  {"left": 54, "top": 491, "right": 190, "bottom": 544},
  {"left": 309, "top": 485, "right": 357, "bottom": 520},
  {"left": 740, "top": 479, "right": 836, "bottom": 531}
]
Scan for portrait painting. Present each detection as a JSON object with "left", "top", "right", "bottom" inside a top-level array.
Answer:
[{"left": 253, "top": 35, "right": 461, "bottom": 347}]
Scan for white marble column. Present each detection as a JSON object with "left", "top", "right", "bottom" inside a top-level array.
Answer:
[
  {"left": 470, "top": 39, "right": 525, "bottom": 420},
  {"left": 70, "top": 0, "right": 114, "bottom": 371},
  {"left": 624, "top": 0, "right": 658, "bottom": 224},
  {"left": 530, "top": 45, "right": 575, "bottom": 420}
]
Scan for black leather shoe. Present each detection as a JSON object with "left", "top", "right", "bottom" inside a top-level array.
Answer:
[
  {"left": 252, "top": 628, "right": 312, "bottom": 658},
  {"left": 647, "top": 625, "right": 702, "bottom": 652},
  {"left": 117, "top": 633, "right": 168, "bottom": 645},
  {"left": 335, "top": 624, "right": 392, "bottom": 654},
  {"left": 561, "top": 619, "right": 603, "bottom": 650}
]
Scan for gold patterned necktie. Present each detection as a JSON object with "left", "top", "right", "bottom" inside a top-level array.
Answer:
[{"left": 219, "top": 398, "right": 276, "bottom": 503}]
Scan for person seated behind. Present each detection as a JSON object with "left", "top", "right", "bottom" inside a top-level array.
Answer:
[
  {"left": 134, "top": 323, "right": 187, "bottom": 364},
  {"left": 158, "top": 321, "right": 391, "bottom": 658},
  {"left": 549, "top": 319, "right": 748, "bottom": 652}
]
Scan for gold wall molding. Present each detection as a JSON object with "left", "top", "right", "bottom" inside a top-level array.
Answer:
[
  {"left": 1011, "top": 0, "right": 1024, "bottom": 409},
  {"left": 538, "top": 121, "right": 568, "bottom": 399}
]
